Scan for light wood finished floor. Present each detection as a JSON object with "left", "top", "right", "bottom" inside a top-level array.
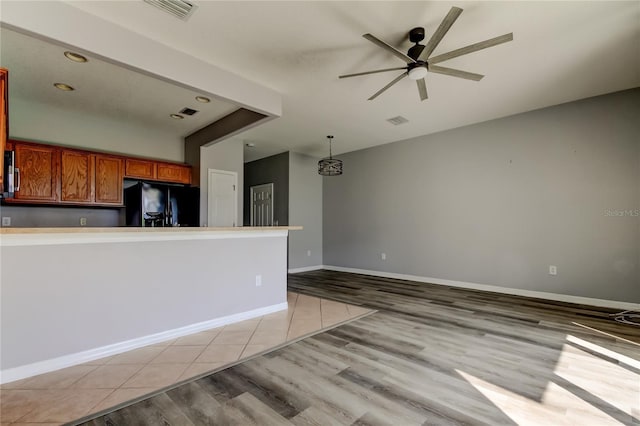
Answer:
[
  {"left": 48, "top": 271, "right": 640, "bottom": 424},
  {"left": 0, "top": 291, "right": 371, "bottom": 425}
]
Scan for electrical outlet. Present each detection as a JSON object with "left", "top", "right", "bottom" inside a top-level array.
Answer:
[
  {"left": 80, "top": 217, "right": 87, "bottom": 226},
  {"left": 307, "top": 250, "right": 311, "bottom": 257},
  {"left": 255, "top": 275, "right": 262, "bottom": 287},
  {"left": 381, "top": 253, "right": 386, "bottom": 260},
  {"left": 549, "top": 265, "right": 557, "bottom": 276},
  {"left": 1, "top": 217, "right": 11, "bottom": 226}
]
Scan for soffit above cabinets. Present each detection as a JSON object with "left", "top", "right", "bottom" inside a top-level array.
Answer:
[{"left": 0, "top": 27, "right": 239, "bottom": 139}]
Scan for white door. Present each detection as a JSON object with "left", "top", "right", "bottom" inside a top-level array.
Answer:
[
  {"left": 250, "top": 183, "right": 274, "bottom": 226},
  {"left": 207, "top": 169, "right": 237, "bottom": 227}
]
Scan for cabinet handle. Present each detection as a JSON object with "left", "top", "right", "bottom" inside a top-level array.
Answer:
[{"left": 15, "top": 168, "right": 20, "bottom": 191}]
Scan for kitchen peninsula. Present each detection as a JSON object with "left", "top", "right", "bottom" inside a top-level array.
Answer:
[{"left": 0, "top": 226, "right": 300, "bottom": 384}]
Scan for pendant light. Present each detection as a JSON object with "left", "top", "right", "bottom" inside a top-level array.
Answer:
[{"left": 318, "top": 135, "right": 343, "bottom": 176}]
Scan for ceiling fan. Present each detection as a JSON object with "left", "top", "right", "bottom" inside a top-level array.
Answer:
[{"left": 339, "top": 6, "right": 513, "bottom": 101}]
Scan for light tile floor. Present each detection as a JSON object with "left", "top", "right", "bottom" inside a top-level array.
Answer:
[{"left": 0, "top": 292, "right": 372, "bottom": 425}]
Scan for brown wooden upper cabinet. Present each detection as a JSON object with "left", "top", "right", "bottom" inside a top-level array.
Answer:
[
  {"left": 60, "top": 149, "right": 123, "bottom": 206},
  {"left": 125, "top": 158, "right": 156, "bottom": 180},
  {"left": 13, "top": 142, "right": 60, "bottom": 202},
  {"left": 13, "top": 143, "right": 124, "bottom": 206},
  {"left": 61, "top": 149, "right": 94, "bottom": 203},
  {"left": 126, "top": 159, "right": 190, "bottom": 185},
  {"left": 0, "top": 68, "right": 7, "bottom": 191},
  {"left": 95, "top": 155, "right": 123, "bottom": 205},
  {"left": 157, "top": 162, "right": 191, "bottom": 185},
  {"left": 7, "top": 139, "right": 189, "bottom": 206}
]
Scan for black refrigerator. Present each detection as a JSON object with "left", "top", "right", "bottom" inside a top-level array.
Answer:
[{"left": 124, "top": 181, "right": 199, "bottom": 227}]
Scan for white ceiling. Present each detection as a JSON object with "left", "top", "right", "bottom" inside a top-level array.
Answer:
[
  {"left": 0, "top": 27, "right": 240, "bottom": 138},
  {"left": 21, "top": 2, "right": 640, "bottom": 161}
]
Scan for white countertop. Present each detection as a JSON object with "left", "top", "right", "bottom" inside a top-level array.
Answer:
[{"left": 0, "top": 226, "right": 302, "bottom": 246}]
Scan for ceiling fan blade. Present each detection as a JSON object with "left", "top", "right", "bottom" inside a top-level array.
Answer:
[
  {"left": 421, "top": 6, "right": 463, "bottom": 60},
  {"left": 417, "top": 78, "right": 428, "bottom": 101},
  {"left": 428, "top": 33, "right": 513, "bottom": 64},
  {"left": 339, "top": 67, "right": 407, "bottom": 79},
  {"left": 428, "top": 65, "right": 484, "bottom": 81},
  {"left": 368, "top": 72, "right": 408, "bottom": 100},
  {"left": 363, "top": 33, "right": 415, "bottom": 63}
]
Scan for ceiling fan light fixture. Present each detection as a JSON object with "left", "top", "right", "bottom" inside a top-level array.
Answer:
[
  {"left": 318, "top": 135, "right": 343, "bottom": 176},
  {"left": 408, "top": 66, "right": 428, "bottom": 80}
]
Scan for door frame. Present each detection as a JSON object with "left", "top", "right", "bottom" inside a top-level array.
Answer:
[
  {"left": 250, "top": 182, "right": 274, "bottom": 226},
  {"left": 207, "top": 168, "right": 238, "bottom": 227}
]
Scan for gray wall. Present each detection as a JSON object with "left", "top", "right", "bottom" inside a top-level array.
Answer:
[
  {"left": 288, "top": 152, "right": 323, "bottom": 269},
  {"left": 0, "top": 205, "right": 121, "bottom": 228},
  {"left": 323, "top": 88, "right": 640, "bottom": 303},
  {"left": 244, "top": 152, "right": 289, "bottom": 226},
  {"left": 1, "top": 234, "right": 287, "bottom": 371},
  {"left": 200, "top": 138, "right": 244, "bottom": 226}
]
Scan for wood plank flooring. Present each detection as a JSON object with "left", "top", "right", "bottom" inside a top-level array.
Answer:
[{"left": 74, "top": 270, "right": 640, "bottom": 426}]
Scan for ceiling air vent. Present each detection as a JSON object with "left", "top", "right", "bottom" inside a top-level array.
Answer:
[
  {"left": 179, "top": 107, "right": 199, "bottom": 116},
  {"left": 386, "top": 116, "right": 409, "bottom": 126},
  {"left": 144, "top": 0, "right": 197, "bottom": 21}
]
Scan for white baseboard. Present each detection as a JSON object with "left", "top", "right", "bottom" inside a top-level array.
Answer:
[
  {"left": 322, "top": 265, "right": 640, "bottom": 311},
  {"left": 288, "top": 265, "right": 324, "bottom": 274},
  {"left": 0, "top": 302, "right": 288, "bottom": 385}
]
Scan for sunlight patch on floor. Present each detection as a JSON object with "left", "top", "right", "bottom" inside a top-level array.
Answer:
[
  {"left": 455, "top": 369, "right": 568, "bottom": 426},
  {"left": 555, "top": 337, "right": 640, "bottom": 418},
  {"left": 456, "top": 332, "right": 640, "bottom": 426},
  {"left": 566, "top": 334, "right": 640, "bottom": 369}
]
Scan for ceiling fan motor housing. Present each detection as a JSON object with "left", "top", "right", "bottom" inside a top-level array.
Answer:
[
  {"left": 409, "top": 27, "right": 425, "bottom": 43},
  {"left": 408, "top": 27, "right": 426, "bottom": 60}
]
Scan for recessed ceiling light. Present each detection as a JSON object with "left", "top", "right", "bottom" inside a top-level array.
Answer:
[
  {"left": 54, "top": 83, "right": 75, "bottom": 91},
  {"left": 195, "top": 96, "right": 210, "bottom": 103},
  {"left": 170, "top": 114, "right": 184, "bottom": 119},
  {"left": 245, "top": 143, "right": 255, "bottom": 148},
  {"left": 64, "top": 51, "right": 88, "bottom": 63}
]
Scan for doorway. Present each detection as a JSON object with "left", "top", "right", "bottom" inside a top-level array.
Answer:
[
  {"left": 207, "top": 169, "right": 237, "bottom": 227},
  {"left": 250, "top": 183, "right": 274, "bottom": 226}
]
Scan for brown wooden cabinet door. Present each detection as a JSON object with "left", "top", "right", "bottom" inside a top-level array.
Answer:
[
  {"left": 61, "top": 150, "right": 94, "bottom": 203},
  {"left": 14, "top": 143, "right": 59, "bottom": 202},
  {"left": 95, "top": 155, "right": 123, "bottom": 205},
  {"left": 125, "top": 158, "right": 156, "bottom": 180},
  {"left": 0, "top": 68, "right": 7, "bottom": 191},
  {"left": 157, "top": 163, "right": 191, "bottom": 184}
]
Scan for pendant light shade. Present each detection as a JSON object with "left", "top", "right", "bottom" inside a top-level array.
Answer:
[{"left": 318, "top": 135, "right": 343, "bottom": 176}]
